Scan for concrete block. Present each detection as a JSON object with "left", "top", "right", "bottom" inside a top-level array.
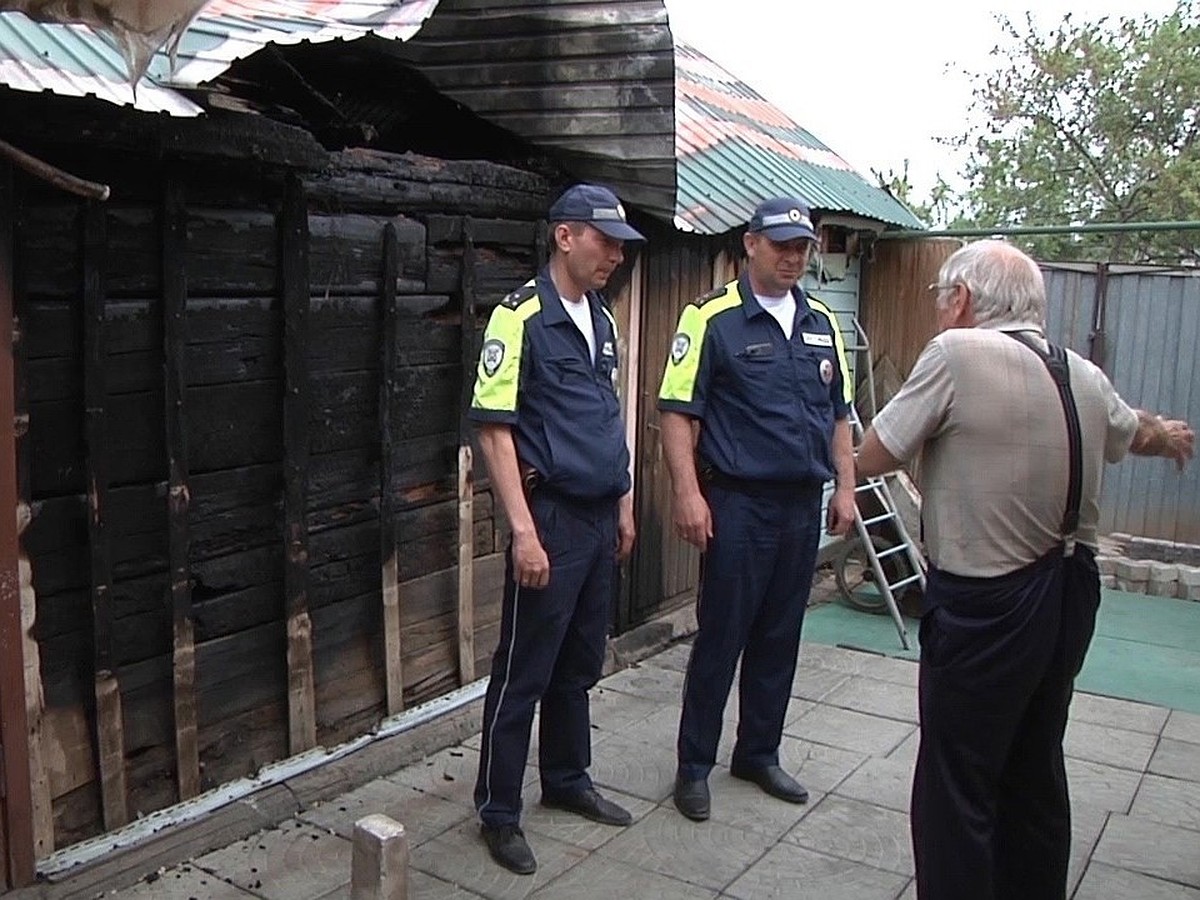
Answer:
[
  {"left": 1179, "top": 565, "right": 1200, "bottom": 601},
  {"left": 1115, "top": 558, "right": 1151, "bottom": 592},
  {"left": 352, "top": 814, "right": 409, "bottom": 900},
  {"left": 1095, "top": 555, "right": 1118, "bottom": 576},
  {"left": 1101, "top": 574, "right": 1117, "bottom": 589},
  {"left": 1147, "top": 561, "right": 1179, "bottom": 598}
]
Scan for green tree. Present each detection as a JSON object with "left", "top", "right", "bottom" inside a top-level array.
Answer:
[{"left": 958, "top": 2, "right": 1200, "bottom": 263}]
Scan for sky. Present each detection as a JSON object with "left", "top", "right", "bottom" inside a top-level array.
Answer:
[{"left": 663, "top": 0, "right": 1178, "bottom": 204}]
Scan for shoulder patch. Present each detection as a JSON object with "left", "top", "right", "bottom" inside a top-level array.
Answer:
[
  {"left": 500, "top": 283, "right": 537, "bottom": 309},
  {"left": 694, "top": 284, "right": 731, "bottom": 307}
]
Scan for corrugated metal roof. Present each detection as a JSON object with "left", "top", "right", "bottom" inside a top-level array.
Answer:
[
  {"left": 0, "top": 0, "right": 440, "bottom": 116},
  {"left": 675, "top": 41, "right": 925, "bottom": 233}
]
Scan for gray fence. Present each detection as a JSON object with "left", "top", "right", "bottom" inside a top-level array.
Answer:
[{"left": 1043, "top": 263, "right": 1200, "bottom": 543}]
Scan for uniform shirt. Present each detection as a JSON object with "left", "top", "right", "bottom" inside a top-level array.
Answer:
[
  {"left": 872, "top": 322, "right": 1139, "bottom": 577},
  {"left": 470, "top": 267, "right": 631, "bottom": 500},
  {"left": 657, "top": 274, "right": 851, "bottom": 483}
]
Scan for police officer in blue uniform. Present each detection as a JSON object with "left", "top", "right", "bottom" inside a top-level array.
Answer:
[
  {"left": 657, "top": 197, "right": 857, "bottom": 821},
  {"left": 469, "top": 184, "right": 643, "bottom": 874}
]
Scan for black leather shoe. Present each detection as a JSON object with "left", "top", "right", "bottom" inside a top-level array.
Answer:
[
  {"left": 730, "top": 763, "right": 809, "bottom": 804},
  {"left": 673, "top": 776, "right": 710, "bottom": 821},
  {"left": 481, "top": 823, "right": 537, "bottom": 875},
  {"left": 540, "top": 788, "right": 632, "bottom": 826}
]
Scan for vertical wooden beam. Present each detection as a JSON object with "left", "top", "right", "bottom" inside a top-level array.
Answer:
[
  {"left": 162, "top": 174, "right": 200, "bottom": 800},
  {"left": 82, "top": 200, "right": 129, "bottom": 830},
  {"left": 456, "top": 218, "right": 476, "bottom": 685},
  {"left": 10, "top": 173, "right": 52, "bottom": 860},
  {"left": 0, "top": 161, "right": 36, "bottom": 887},
  {"left": 280, "top": 173, "right": 316, "bottom": 754},
  {"left": 378, "top": 223, "right": 404, "bottom": 715}
]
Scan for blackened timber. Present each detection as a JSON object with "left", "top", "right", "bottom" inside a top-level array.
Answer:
[
  {"left": 82, "top": 199, "right": 129, "bottom": 831},
  {"left": 280, "top": 173, "right": 317, "bottom": 754},
  {"left": 457, "top": 217, "right": 476, "bottom": 685},
  {"left": 162, "top": 174, "right": 200, "bottom": 801},
  {"left": 535, "top": 218, "right": 547, "bottom": 270},
  {"left": 378, "top": 223, "right": 404, "bottom": 714},
  {"left": 11, "top": 172, "right": 53, "bottom": 861},
  {"left": 0, "top": 161, "right": 36, "bottom": 886}
]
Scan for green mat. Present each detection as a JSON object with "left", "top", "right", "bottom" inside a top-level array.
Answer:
[{"left": 804, "top": 588, "right": 1200, "bottom": 715}]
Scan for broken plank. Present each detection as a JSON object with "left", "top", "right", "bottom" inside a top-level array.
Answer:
[
  {"left": 457, "top": 217, "right": 476, "bottom": 685},
  {"left": 378, "top": 223, "right": 404, "bottom": 714}
]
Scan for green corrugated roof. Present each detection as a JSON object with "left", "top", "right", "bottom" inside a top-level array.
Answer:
[{"left": 675, "top": 41, "right": 925, "bottom": 234}]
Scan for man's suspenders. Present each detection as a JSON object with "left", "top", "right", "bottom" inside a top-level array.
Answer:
[{"left": 1005, "top": 331, "right": 1083, "bottom": 556}]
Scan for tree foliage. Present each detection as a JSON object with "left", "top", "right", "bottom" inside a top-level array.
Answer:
[{"left": 958, "top": 1, "right": 1200, "bottom": 263}]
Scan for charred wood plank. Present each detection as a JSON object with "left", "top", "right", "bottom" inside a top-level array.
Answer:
[
  {"left": 378, "top": 223, "right": 404, "bottom": 714},
  {"left": 162, "top": 173, "right": 200, "bottom": 802},
  {"left": 82, "top": 200, "right": 129, "bottom": 830},
  {"left": 457, "top": 217, "right": 477, "bottom": 685},
  {"left": 280, "top": 173, "right": 317, "bottom": 754}
]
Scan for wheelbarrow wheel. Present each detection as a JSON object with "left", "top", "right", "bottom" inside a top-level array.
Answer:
[{"left": 833, "top": 534, "right": 898, "bottom": 614}]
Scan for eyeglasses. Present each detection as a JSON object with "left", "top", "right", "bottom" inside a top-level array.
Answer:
[{"left": 927, "top": 282, "right": 959, "bottom": 294}]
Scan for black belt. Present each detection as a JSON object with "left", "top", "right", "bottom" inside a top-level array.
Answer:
[
  {"left": 702, "top": 466, "right": 821, "bottom": 497},
  {"left": 1005, "top": 332, "right": 1082, "bottom": 556}
]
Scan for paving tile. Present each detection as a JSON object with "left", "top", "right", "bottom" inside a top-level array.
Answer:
[
  {"left": 1131, "top": 773, "right": 1200, "bottom": 831},
  {"left": 724, "top": 843, "right": 910, "bottom": 900},
  {"left": 1093, "top": 813, "right": 1200, "bottom": 887},
  {"left": 530, "top": 854, "right": 718, "bottom": 899},
  {"left": 600, "top": 663, "right": 687, "bottom": 705},
  {"left": 413, "top": 820, "right": 587, "bottom": 900},
  {"left": 299, "top": 777, "right": 471, "bottom": 846},
  {"left": 786, "top": 703, "right": 915, "bottom": 758},
  {"left": 772, "top": 735, "right": 868, "bottom": 794},
  {"left": 105, "top": 865, "right": 257, "bottom": 899},
  {"left": 897, "top": 879, "right": 916, "bottom": 900},
  {"left": 522, "top": 788, "right": 655, "bottom": 851},
  {"left": 639, "top": 642, "right": 694, "bottom": 674},
  {"left": 1064, "top": 719, "right": 1158, "bottom": 772},
  {"left": 1164, "top": 710, "right": 1200, "bottom": 745},
  {"left": 1068, "top": 807, "right": 1109, "bottom": 898},
  {"left": 1069, "top": 692, "right": 1170, "bottom": 735},
  {"left": 389, "top": 746, "right": 485, "bottom": 808},
  {"left": 791, "top": 664, "right": 852, "bottom": 702},
  {"left": 798, "top": 644, "right": 874, "bottom": 675},
  {"left": 887, "top": 730, "right": 920, "bottom": 768},
  {"left": 822, "top": 676, "right": 919, "bottom": 725},
  {"left": 1065, "top": 757, "right": 1142, "bottom": 815},
  {"left": 833, "top": 756, "right": 914, "bottom": 813},
  {"left": 704, "top": 768, "right": 820, "bottom": 839},
  {"left": 594, "top": 806, "right": 770, "bottom": 891},
  {"left": 857, "top": 655, "right": 920, "bottom": 689},
  {"left": 783, "top": 795, "right": 913, "bottom": 876},
  {"left": 1150, "top": 737, "right": 1200, "bottom": 782},
  {"left": 1074, "top": 861, "right": 1200, "bottom": 899},
  {"left": 588, "top": 733, "right": 680, "bottom": 803},
  {"left": 407, "top": 870, "right": 490, "bottom": 899},
  {"left": 588, "top": 687, "right": 663, "bottom": 737},
  {"left": 193, "top": 820, "right": 352, "bottom": 900}
]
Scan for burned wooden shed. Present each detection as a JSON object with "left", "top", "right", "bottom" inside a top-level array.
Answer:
[{"left": 0, "top": 0, "right": 674, "bottom": 886}]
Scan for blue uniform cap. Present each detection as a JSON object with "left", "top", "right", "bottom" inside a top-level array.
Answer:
[
  {"left": 747, "top": 197, "right": 818, "bottom": 242},
  {"left": 548, "top": 184, "right": 646, "bottom": 242}
]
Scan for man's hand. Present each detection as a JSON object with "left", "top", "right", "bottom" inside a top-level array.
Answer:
[
  {"left": 1163, "top": 419, "right": 1195, "bottom": 470},
  {"left": 616, "top": 493, "right": 636, "bottom": 562},
  {"left": 673, "top": 488, "right": 713, "bottom": 550},
  {"left": 512, "top": 530, "right": 550, "bottom": 589},
  {"left": 826, "top": 485, "right": 857, "bottom": 537},
  {"left": 1132, "top": 412, "right": 1196, "bottom": 471}
]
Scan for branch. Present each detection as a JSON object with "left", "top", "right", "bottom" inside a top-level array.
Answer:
[{"left": 0, "top": 138, "right": 110, "bottom": 201}]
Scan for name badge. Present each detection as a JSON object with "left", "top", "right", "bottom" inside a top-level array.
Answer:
[{"left": 802, "top": 332, "right": 833, "bottom": 347}]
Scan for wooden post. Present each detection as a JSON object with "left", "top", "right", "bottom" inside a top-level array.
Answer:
[
  {"left": 351, "top": 814, "right": 409, "bottom": 900},
  {"left": 82, "top": 201, "right": 129, "bottom": 830},
  {"left": 10, "top": 173, "right": 51, "bottom": 860},
  {"left": 162, "top": 174, "right": 200, "bottom": 800},
  {"left": 378, "top": 223, "right": 404, "bottom": 715},
  {"left": 456, "top": 218, "right": 476, "bottom": 685},
  {"left": 0, "top": 161, "right": 36, "bottom": 886},
  {"left": 280, "top": 173, "right": 317, "bottom": 754}
]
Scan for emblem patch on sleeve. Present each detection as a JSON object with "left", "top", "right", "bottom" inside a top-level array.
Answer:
[
  {"left": 481, "top": 338, "right": 505, "bottom": 377},
  {"left": 670, "top": 333, "right": 691, "bottom": 365},
  {"left": 819, "top": 358, "right": 834, "bottom": 385}
]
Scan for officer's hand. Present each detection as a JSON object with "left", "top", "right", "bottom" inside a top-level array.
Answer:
[
  {"left": 616, "top": 495, "right": 636, "bottom": 562},
  {"left": 673, "top": 489, "right": 713, "bottom": 550},
  {"left": 512, "top": 531, "right": 550, "bottom": 589},
  {"left": 826, "top": 485, "right": 857, "bottom": 537}
]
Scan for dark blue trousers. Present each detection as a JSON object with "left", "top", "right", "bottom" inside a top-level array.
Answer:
[
  {"left": 912, "top": 546, "right": 1101, "bottom": 900},
  {"left": 677, "top": 482, "right": 822, "bottom": 781},
  {"left": 474, "top": 488, "right": 617, "bottom": 827}
]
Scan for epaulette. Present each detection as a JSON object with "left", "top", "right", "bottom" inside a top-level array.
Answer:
[
  {"left": 693, "top": 284, "right": 731, "bottom": 307},
  {"left": 500, "top": 283, "right": 537, "bottom": 309}
]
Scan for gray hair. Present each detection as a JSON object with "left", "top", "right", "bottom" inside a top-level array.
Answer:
[{"left": 937, "top": 240, "right": 1046, "bottom": 327}]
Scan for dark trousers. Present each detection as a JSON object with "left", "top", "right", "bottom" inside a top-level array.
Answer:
[
  {"left": 677, "top": 482, "right": 822, "bottom": 781},
  {"left": 913, "top": 545, "right": 1101, "bottom": 900},
  {"left": 474, "top": 489, "right": 617, "bottom": 827}
]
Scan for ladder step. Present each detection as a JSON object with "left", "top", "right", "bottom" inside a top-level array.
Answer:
[
  {"left": 887, "top": 573, "right": 924, "bottom": 591},
  {"left": 861, "top": 512, "right": 897, "bottom": 527},
  {"left": 875, "top": 544, "right": 908, "bottom": 561},
  {"left": 854, "top": 481, "right": 887, "bottom": 494}
]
